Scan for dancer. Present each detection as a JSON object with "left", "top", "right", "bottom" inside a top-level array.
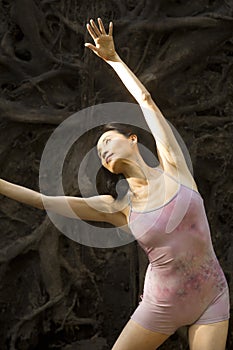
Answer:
[{"left": 0, "top": 19, "right": 229, "bottom": 350}]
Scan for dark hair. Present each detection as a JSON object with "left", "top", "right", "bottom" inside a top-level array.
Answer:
[{"left": 94, "top": 122, "right": 158, "bottom": 199}]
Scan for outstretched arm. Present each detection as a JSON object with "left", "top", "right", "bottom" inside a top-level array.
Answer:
[
  {"left": 85, "top": 19, "right": 194, "bottom": 181},
  {"left": 0, "top": 179, "right": 125, "bottom": 226}
]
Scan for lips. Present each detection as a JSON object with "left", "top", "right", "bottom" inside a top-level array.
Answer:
[{"left": 105, "top": 153, "right": 114, "bottom": 164}]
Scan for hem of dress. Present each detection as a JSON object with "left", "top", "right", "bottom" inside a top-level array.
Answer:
[
  {"left": 130, "top": 315, "right": 175, "bottom": 335},
  {"left": 193, "top": 314, "right": 230, "bottom": 326}
]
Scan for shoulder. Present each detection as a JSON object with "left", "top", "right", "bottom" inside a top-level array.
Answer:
[{"left": 157, "top": 164, "right": 199, "bottom": 193}]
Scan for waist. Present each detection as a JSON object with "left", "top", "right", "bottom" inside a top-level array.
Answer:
[{"left": 148, "top": 251, "right": 225, "bottom": 283}]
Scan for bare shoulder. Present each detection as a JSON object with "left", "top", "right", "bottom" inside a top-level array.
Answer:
[{"left": 157, "top": 164, "right": 199, "bottom": 193}]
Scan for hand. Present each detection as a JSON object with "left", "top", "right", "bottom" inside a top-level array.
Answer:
[{"left": 85, "top": 18, "right": 119, "bottom": 62}]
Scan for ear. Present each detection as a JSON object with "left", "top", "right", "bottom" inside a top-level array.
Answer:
[{"left": 129, "top": 134, "right": 137, "bottom": 144}]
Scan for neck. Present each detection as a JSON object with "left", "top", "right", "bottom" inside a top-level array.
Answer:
[{"left": 120, "top": 154, "right": 159, "bottom": 194}]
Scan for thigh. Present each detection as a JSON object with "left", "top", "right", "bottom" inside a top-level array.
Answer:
[
  {"left": 112, "top": 319, "right": 170, "bottom": 350},
  {"left": 188, "top": 320, "right": 229, "bottom": 350}
]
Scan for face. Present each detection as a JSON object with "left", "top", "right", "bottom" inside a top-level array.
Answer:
[{"left": 97, "top": 130, "right": 137, "bottom": 173}]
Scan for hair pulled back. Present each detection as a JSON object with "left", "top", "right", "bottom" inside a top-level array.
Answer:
[{"left": 94, "top": 122, "right": 158, "bottom": 199}]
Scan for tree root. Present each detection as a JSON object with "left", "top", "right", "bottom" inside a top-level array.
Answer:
[
  {"left": 63, "top": 316, "right": 97, "bottom": 326},
  {"left": 0, "top": 54, "right": 29, "bottom": 82},
  {"left": 166, "top": 93, "right": 226, "bottom": 117},
  {"left": 39, "top": 227, "right": 63, "bottom": 298},
  {"left": 140, "top": 26, "right": 233, "bottom": 85},
  {"left": 60, "top": 244, "right": 102, "bottom": 304},
  {"left": 55, "top": 292, "right": 77, "bottom": 332},
  {"left": 117, "top": 16, "right": 219, "bottom": 33},
  {"left": 134, "top": 34, "right": 154, "bottom": 75},
  {"left": 0, "top": 217, "right": 49, "bottom": 264},
  {"left": 8, "top": 292, "right": 65, "bottom": 350},
  {"left": 0, "top": 98, "right": 70, "bottom": 125},
  {"left": 60, "top": 256, "right": 83, "bottom": 288},
  {"left": 0, "top": 212, "right": 31, "bottom": 226},
  {"left": 46, "top": 10, "right": 85, "bottom": 36},
  {"left": 10, "top": 69, "right": 73, "bottom": 99}
]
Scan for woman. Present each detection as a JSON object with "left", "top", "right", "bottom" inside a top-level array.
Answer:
[{"left": 0, "top": 19, "right": 230, "bottom": 350}]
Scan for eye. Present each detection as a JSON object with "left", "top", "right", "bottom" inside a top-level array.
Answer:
[{"left": 105, "top": 138, "right": 111, "bottom": 144}]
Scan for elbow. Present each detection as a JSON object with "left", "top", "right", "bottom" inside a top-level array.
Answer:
[
  {"left": 36, "top": 194, "right": 45, "bottom": 210},
  {"left": 142, "top": 92, "right": 153, "bottom": 106}
]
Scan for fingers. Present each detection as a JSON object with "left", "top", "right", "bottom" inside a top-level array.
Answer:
[
  {"left": 86, "top": 18, "right": 113, "bottom": 40},
  {"left": 86, "top": 23, "right": 98, "bottom": 40},
  {"left": 90, "top": 19, "right": 101, "bottom": 36},
  {"left": 97, "top": 18, "right": 106, "bottom": 35},
  {"left": 86, "top": 19, "right": 102, "bottom": 40},
  {"left": 108, "top": 21, "right": 113, "bottom": 36},
  {"left": 84, "top": 43, "right": 98, "bottom": 54}
]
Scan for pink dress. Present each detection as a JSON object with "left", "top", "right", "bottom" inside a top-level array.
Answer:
[{"left": 129, "top": 173, "right": 229, "bottom": 334}]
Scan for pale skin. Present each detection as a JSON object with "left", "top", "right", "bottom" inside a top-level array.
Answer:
[{"left": 0, "top": 18, "right": 229, "bottom": 350}]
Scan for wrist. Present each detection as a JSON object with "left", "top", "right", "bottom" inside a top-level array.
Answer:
[{"left": 106, "top": 52, "right": 121, "bottom": 63}]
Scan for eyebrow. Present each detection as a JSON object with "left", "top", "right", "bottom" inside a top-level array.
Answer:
[
  {"left": 102, "top": 137, "right": 107, "bottom": 144},
  {"left": 97, "top": 137, "right": 107, "bottom": 155}
]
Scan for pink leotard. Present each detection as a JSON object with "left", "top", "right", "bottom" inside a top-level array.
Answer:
[{"left": 129, "top": 171, "right": 230, "bottom": 335}]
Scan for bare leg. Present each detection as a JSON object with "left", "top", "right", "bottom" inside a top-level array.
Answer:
[
  {"left": 188, "top": 320, "right": 229, "bottom": 350},
  {"left": 111, "top": 319, "right": 170, "bottom": 350}
]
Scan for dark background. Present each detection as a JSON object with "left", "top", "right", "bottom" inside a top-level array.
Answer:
[{"left": 0, "top": 0, "right": 232, "bottom": 349}]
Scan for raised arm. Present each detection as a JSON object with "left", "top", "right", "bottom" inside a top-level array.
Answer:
[
  {"left": 0, "top": 179, "right": 125, "bottom": 226},
  {"left": 85, "top": 19, "right": 195, "bottom": 182}
]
